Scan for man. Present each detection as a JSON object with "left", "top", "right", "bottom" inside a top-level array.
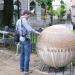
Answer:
[{"left": 16, "top": 10, "right": 40, "bottom": 74}]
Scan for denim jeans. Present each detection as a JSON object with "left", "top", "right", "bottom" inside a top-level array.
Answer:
[{"left": 19, "top": 39, "right": 31, "bottom": 72}]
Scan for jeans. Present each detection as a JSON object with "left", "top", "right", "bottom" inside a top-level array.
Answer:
[{"left": 19, "top": 39, "right": 31, "bottom": 72}]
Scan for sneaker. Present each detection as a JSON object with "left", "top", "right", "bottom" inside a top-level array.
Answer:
[
  {"left": 24, "top": 70, "right": 32, "bottom": 75},
  {"left": 20, "top": 69, "right": 24, "bottom": 72}
]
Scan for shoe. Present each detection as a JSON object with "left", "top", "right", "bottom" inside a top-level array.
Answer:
[
  {"left": 24, "top": 70, "right": 32, "bottom": 75},
  {"left": 20, "top": 69, "right": 24, "bottom": 72}
]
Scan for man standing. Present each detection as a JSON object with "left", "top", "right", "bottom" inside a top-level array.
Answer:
[{"left": 16, "top": 10, "right": 40, "bottom": 74}]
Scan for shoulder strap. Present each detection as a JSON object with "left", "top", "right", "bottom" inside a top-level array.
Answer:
[
  {"left": 21, "top": 20, "right": 24, "bottom": 28},
  {"left": 21, "top": 19, "right": 28, "bottom": 34}
]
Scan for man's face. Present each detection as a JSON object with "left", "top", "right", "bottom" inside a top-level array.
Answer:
[
  {"left": 24, "top": 14, "right": 30, "bottom": 19},
  {"left": 27, "top": 14, "right": 31, "bottom": 18}
]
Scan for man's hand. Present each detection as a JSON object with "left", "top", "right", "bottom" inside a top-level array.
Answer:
[{"left": 37, "top": 32, "right": 41, "bottom": 35}]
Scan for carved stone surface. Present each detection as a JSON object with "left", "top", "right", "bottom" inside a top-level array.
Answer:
[{"left": 36, "top": 25, "right": 75, "bottom": 68}]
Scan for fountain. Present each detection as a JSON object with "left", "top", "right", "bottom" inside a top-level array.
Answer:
[{"left": 36, "top": 25, "right": 75, "bottom": 68}]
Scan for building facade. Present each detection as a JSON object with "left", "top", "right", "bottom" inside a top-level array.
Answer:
[
  {"left": 15, "top": 0, "right": 42, "bottom": 21},
  {"left": 71, "top": 0, "right": 75, "bottom": 24},
  {"left": 0, "top": 0, "right": 72, "bottom": 28}
]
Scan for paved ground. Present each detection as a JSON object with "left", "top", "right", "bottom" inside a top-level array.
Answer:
[
  {"left": 0, "top": 48, "right": 48, "bottom": 75},
  {"left": 0, "top": 23, "right": 74, "bottom": 75},
  {"left": 0, "top": 48, "right": 75, "bottom": 75}
]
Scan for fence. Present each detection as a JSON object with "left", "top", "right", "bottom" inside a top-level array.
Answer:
[{"left": 0, "top": 27, "right": 43, "bottom": 54}]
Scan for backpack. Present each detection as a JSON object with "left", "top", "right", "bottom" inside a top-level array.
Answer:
[
  {"left": 15, "top": 19, "right": 20, "bottom": 42},
  {"left": 15, "top": 19, "right": 28, "bottom": 42}
]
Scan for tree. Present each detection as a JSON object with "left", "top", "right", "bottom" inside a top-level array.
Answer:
[
  {"left": 2, "top": 0, "right": 13, "bottom": 28},
  {"left": 36, "top": 0, "right": 54, "bottom": 26},
  {"left": 55, "top": 0, "right": 66, "bottom": 22}
]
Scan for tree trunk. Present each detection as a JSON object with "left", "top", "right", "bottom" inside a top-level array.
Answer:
[
  {"left": 50, "top": 15, "right": 53, "bottom": 25},
  {"left": 49, "top": 7, "right": 53, "bottom": 26},
  {"left": 2, "top": 0, "right": 13, "bottom": 27}
]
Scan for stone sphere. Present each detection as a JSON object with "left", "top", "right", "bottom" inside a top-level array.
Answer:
[{"left": 36, "top": 25, "right": 75, "bottom": 68}]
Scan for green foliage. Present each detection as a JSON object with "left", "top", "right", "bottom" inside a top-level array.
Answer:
[
  {"left": 50, "top": 0, "right": 66, "bottom": 23},
  {"left": 36, "top": 0, "right": 53, "bottom": 13},
  {"left": 72, "top": 59, "right": 75, "bottom": 65},
  {"left": 36, "top": 0, "right": 54, "bottom": 25},
  {"left": 30, "top": 33, "right": 37, "bottom": 53},
  {"left": 55, "top": 7, "right": 66, "bottom": 17},
  {"left": 53, "top": 0, "right": 66, "bottom": 20},
  {"left": 60, "top": 1, "right": 66, "bottom": 17},
  {"left": 36, "top": 0, "right": 66, "bottom": 17},
  {"left": 48, "top": 7, "right": 53, "bottom": 15},
  {"left": 36, "top": 0, "right": 46, "bottom": 6},
  {"left": 52, "top": 10, "right": 57, "bottom": 16},
  {"left": 30, "top": 33, "right": 37, "bottom": 43}
]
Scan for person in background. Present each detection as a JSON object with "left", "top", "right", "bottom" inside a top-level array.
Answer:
[{"left": 16, "top": 10, "right": 40, "bottom": 75}]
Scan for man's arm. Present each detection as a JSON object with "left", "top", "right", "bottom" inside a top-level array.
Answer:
[{"left": 22, "top": 18, "right": 40, "bottom": 35}]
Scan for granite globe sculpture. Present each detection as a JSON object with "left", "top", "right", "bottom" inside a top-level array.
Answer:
[{"left": 36, "top": 25, "right": 75, "bottom": 68}]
